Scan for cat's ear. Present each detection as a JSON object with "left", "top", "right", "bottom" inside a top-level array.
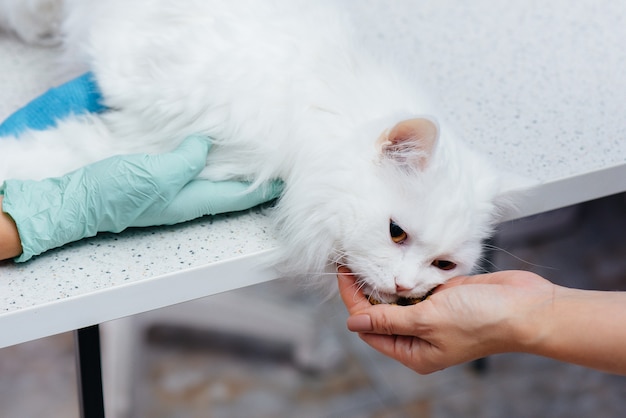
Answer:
[{"left": 378, "top": 117, "right": 439, "bottom": 170}]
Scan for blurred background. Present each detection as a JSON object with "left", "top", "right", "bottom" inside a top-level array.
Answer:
[{"left": 2, "top": 192, "right": 626, "bottom": 418}]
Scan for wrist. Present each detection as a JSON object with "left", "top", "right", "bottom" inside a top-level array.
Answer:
[
  {"left": 506, "top": 281, "right": 558, "bottom": 355},
  {"left": 525, "top": 285, "right": 592, "bottom": 357},
  {"left": 0, "top": 196, "right": 23, "bottom": 260},
  {"left": 2, "top": 177, "right": 98, "bottom": 262},
  {"left": 519, "top": 285, "right": 626, "bottom": 373}
]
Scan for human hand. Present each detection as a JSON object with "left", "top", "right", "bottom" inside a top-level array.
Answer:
[
  {"left": 1, "top": 135, "right": 283, "bottom": 262},
  {"left": 0, "top": 72, "right": 106, "bottom": 137},
  {"left": 0, "top": 73, "right": 283, "bottom": 261},
  {"left": 337, "top": 267, "right": 555, "bottom": 374}
]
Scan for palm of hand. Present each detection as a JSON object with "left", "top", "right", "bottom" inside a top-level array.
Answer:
[{"left": 339, "top": 269, "right": 554, "bottom": 374}]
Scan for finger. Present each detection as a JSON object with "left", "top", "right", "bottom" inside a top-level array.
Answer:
[
  {"left": 359, "top": 333, "right": 419, "bottom": 360},
  {"left": 92, "top": 137, "right": 213, "bottom": 225},
  {"left": 432, "top": 275, "right": 473, "bottom": 293},
  {"left": 355, "top": 301, "right": 434, "bottom": 337},
  {"left": 250, "top": 179, "right": 284, "bottom": 203},
  {"left": 337, "top": 267, "right": 436, "bottom": 336},
  {"left": 436, "top": 271, "right": 516, "bottom": 292},
  {"left": 181, "top": 179, "right": 280, "bottom": 216},
  {"left": 134, "top": 179, "right": 281, "bottom": 226},
  {"left": 336, "top": 267, "right": 372, "bottom": 314},
  {"left": 359, "top": 333, "right": 441, "bottom": 375},
  {"left": 157, "top": 134, "right": 212, "bottom": 179},
  {"left": 132, "top": 134, "right": 212, "bottom": 197},
  {"left": 358, "top": 333, "right": 398, "bottom": 356}
]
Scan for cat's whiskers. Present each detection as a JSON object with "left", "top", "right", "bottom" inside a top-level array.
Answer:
[
  {"left": 481, "top": 244, "right": 559, "bottom": 271},
  {"left": 330, "top": 248, "right": 349, "bottom": 266},
  {"left": 474, "top": 255, "right": 498, "bottom": 274},
  {"left": 311, "top": 271, "right": 355, "bottom": 277},
  {"left": 350, "top": 278, "right": 372, "bottom": 304}
]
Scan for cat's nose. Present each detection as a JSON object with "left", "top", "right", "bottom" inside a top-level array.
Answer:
[{"left": 395, "top": 282, "right": 412, "bottom": 293}]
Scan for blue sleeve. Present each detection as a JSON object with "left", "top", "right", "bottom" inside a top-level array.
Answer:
[{"left": 0, "top": 72, "right": 106, "bottom": 137}]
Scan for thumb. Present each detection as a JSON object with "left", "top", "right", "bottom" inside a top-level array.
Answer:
[
  {"left": 170, "top": 134, "right": 213, "bottom": 163},
  {"left": 347, "top": 303, "right": 430, "bottom": 337},
  {"left": 147, "top": 134, "right": 212, "bottom": 183},
  {"left": 338, "top": 267, "right": 432, "bottom": 337}
]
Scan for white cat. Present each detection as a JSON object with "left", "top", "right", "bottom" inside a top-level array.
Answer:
[
  {"left": 0, "top": 0, "right": 521, "bottom": 303},
  {"left": 0, "top": 0, "right": 62, "bottom": 45}
]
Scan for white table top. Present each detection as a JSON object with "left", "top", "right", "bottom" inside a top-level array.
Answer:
[{"left": 1, "top": 0, "right": 626, "bottom": 348}]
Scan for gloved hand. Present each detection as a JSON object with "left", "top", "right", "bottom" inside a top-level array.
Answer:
[
  {"left": 0, "top": 72, "right": 106, "bottom": 137},
  {"left": 0, "top": 72, "right": 283, "bottom": 262},
  {"left": 1, "top": 135, "right": 282, "bottom": 262}
]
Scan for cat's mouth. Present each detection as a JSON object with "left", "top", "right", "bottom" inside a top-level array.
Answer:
[{"left": 365, "top": 288, "right": 434, "bottom": 306}]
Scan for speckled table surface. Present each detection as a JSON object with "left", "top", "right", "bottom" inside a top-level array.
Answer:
[{"left": 1, "top": 0, "right": 626, "bottom": 348}]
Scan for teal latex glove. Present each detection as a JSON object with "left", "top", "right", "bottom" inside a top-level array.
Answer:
[
  {"left": 0, "top": 73, "right": 283, "bottom": 261},
  {"left": 0, "top": 72, "right": 106, "bottom": 137},
  {"left": 1, "top": 135, "right": 282, "bottom": 262}
]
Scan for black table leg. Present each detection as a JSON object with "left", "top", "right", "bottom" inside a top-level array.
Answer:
[{"left": 75, "top": 325, "right": 105, "bottom": 418}]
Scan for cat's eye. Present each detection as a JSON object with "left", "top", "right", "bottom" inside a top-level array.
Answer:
[
  {"left": 432, "top": 259, "right": 457, "bottom": 271},
  {"left": 389, "top": 220, "right": 407, "bottom": 244}
]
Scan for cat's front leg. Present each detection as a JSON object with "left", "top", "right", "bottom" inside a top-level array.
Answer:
[{"left": 0, "top": 113, "right": 119, "bottom": 182}]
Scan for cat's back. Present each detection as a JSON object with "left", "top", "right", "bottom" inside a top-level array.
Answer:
[
  {"left": 64, "top": 0, "right": 349, "bottom": 69},
  {"left": 62, "top": 0, "right": 357, "bottom": 136}
]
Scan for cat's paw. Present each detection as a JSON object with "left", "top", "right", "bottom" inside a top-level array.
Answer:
[{"left": 0, "top": 0, "right": 63, "bottom": 46}]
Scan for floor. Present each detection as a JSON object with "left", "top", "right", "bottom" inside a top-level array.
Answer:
[{"left": 2, "top": 193, "right": 626, "bottom": 418}]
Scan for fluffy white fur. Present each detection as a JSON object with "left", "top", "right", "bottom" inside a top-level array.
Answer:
[
  {"left": 0, "top": 0, "right": 515, "bottom": 302},
  {"left": 0, "top": 0, "right": 62, "bottom": 45}
]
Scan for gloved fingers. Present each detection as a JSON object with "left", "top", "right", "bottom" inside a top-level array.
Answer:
[
  {"left": 179, "top": 179, "right": 284, "bottom": 217},
  {"left": 140, "top": 134, "right": 213, "bottom": 186},
  {"left": 131, "top": 179, "right": 284, "bottom": 227},
  {"left": 88, "top": 134, "right": 213, "bottom": 207}
]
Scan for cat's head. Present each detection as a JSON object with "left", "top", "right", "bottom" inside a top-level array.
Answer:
[
  {"left": 275, "top": 116, "right": 525, "bottom": 303},
  {"left": 329, "top": 117, "right": 507, "bottom": 303}
]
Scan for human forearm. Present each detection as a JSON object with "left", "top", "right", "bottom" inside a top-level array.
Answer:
[
  {"left": 0, "top": 196, "right": 22, "bottom": 260},
  {"left": 525, "top": 286, "right": 626, "bottom": 374}
]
